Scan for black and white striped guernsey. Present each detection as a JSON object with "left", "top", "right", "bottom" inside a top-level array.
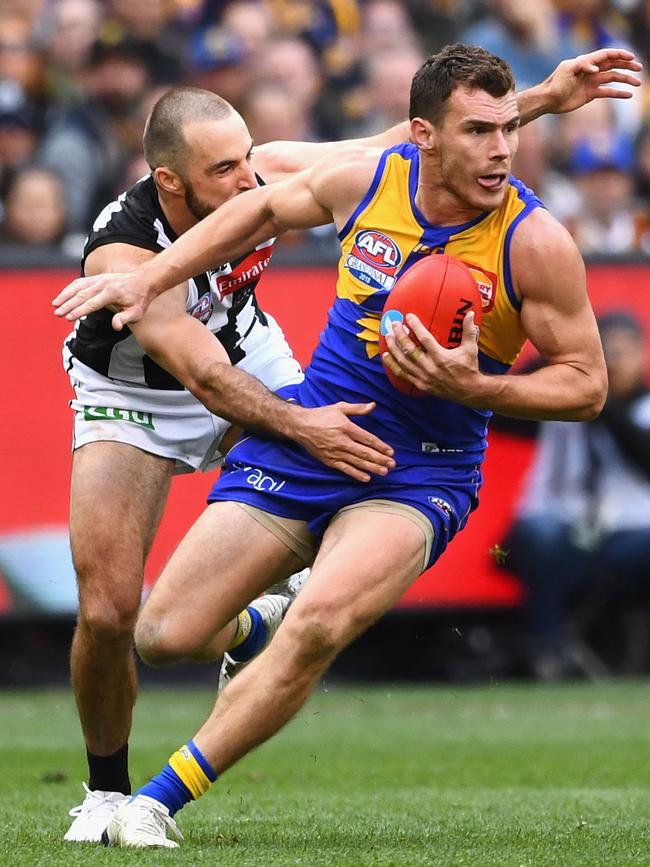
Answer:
[{"left": 66, "top": 174, "right": 275, "bottom": 390}]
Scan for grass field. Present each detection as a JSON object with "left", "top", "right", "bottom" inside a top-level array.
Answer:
[{"left": 2, "top": 682, "right": 650, "bottom": 866}]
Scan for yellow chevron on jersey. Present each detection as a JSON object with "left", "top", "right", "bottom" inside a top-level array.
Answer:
[{"left": 336, "top": 143, "right": 544, "bottom": 368}]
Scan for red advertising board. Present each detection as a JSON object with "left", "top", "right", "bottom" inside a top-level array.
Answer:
[{"left": 1, "top": 263, "right": 649, "bottom": 613}]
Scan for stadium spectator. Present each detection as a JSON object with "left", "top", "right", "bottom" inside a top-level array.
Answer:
[
  {"left": 41, "top": 0, "right": 104, "bottom": 103},
  {"left": 566, "top": 133, "right": 650, "bottom": 254},
  {"left": 550, "top": 97, "right": 617, "bottom": 166},
  {"left": 635, "top": 121, "right": 650, "bottom": 205},
  {"left": 543, "top": 96, "right": 648, "bottom": 243},
  {"left": 0, "top": 10, "right": 47, "bottom": 106},
  {"left": 555, "top": 0, "right": 632, "bottom": 55},
  {"left": 463, "top": 0, "right": 644, "bottom": 133},
  {"left": 347, "top": 46, "right": 425, "bottom": 138},
  {"left": 554, "top": 0, "right": 644, "bottom": 137},
  {"left": 0, "top": 0, "right": 643, "bottom": 253},
  {"left": 361, "top": 0, "right": 420, "bottom": 53},
  {"left": 408, "top": 0, "right": 482, "bottom": 52},
  {"left": 264, "top": 0, "right": 362, "bottom": 55},
  {"left": 461, "top": 0, "right": 575, "bottom": 88},
  {"left": 253, "top": 37, "right": 324, "bottom": 138},
  {"left": 113, "top": 83, "right": 169, "bottom": 190},
  {"left": 511, "top": 118, "right": 582, "bottom": 224},
  {"left": 241, "top": 81, "right": 310, "bottom": 144},
  {"left": 627, "top": 0, "right": 650, "bottom": 65},
  {"left": 0, "top": 165, "right": 67, "bottom": 246},
  {"left": 508, "top": 311, "right": 650, "bottom": 679},
  {"left": 185, "top": 23, "right": 252, "bottom": 106},
  {"left": 220, "top": 0, "right": 275, "bottom": 58},
  {"left": 38, "top": 35, "right": 153, "bottom": 230},
  {"left": 0, "top": 79, "right": 40, "bottom": 206},
  {"left": 101, "top": 0, "right": 185, "bottom": 83}
]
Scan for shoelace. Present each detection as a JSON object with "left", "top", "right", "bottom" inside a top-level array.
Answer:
[
  {"left": 68, "top": 783, "right": 105, "bottom": 818},
  {"left": 133, "top": 802, "right": 184, "bottom": 843}
]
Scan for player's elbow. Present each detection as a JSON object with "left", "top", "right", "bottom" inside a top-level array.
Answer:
[
  {"left": 572, "top": 371, "right": 607, "bottom": 421},
  {"left": 581, "top": 392, "right": 606, "bottom": 421}
]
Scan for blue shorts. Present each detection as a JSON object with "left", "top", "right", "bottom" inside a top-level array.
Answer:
[{"left": 208, "top": 435, "right": 481, "bottom": 570}]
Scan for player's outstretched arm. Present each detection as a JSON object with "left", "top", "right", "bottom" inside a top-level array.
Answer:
[
  {"left": 257, "top": 50, "right": 642, "bottom": 181},
  {"left": 253, "top": 124, "right": 410, "bottom": 182},
  {"left": 517, "top": 48, "right": 642, "bottom": 124},
  {"left": 385, "top": 209, "right": 607, "bottom": 421},
  {"left": 53, "top": 168, "right": 334, "bottom": 327},
  {"left": 132, "top": 294, "right": 395, "bottom": 481},
  {"left": 52, "top": 152, "right": 372, "bottom": 328}
]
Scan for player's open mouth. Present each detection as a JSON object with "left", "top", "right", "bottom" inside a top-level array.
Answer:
[{"left": 477, "top": 173, "right": 507, "bottom": 191}]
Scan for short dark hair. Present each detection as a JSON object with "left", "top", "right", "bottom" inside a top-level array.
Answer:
[
  {"left": 409, "top": 44, "right": 515, "bottom": 126},
  {"left": 143, "top": 87, "right": 234, "bottom": 174}
]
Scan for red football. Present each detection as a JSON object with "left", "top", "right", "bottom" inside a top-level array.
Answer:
[{"left": 378, "top": 254, "right": 483, "bottom": 397}]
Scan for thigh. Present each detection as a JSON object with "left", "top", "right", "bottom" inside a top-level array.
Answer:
[
  {"left": 141, "top": 501, "right": 306, "bottom": 646},
  {"left": 67, "top": 352, "right": 226, "bottom": 474},
  {"left": 70, "top": 441, "right": 174, "bottom": 605},
  {"left": 283, "top": 508, "right": 427, "bottom": 647}
]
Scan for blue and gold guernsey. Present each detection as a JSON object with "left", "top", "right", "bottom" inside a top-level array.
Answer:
[
  {"left": 300, "top": 142, "right": 544, "bottom": 468},
  {"left": 209, "top": 143, "right": 544, "bottom": 566}
]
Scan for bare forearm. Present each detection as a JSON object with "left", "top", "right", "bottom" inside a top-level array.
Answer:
[
  {"left": 466, "top": 364, "right": 606, "bottom": 421},
  {"left": 187, "top": 360, "right": 306, "bottom": 440},
  {"left": 140, "top": 193, "right": 276, "bottom": 298},
  {"left": 516, "top": 83, "right": 553, "bottom": 125}
]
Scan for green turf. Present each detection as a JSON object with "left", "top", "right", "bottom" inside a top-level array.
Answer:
[{"left": 1, "top": 682, "right": 650, "bottom": 865}]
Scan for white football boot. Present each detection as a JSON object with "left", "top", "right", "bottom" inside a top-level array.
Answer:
[
  {"left": 218, "top": 569, "right": 310, "bottom": 691},
  {"left": 266, "top": 567, "right": 311, "bottom": 598},
  {"left": 102, "top": 795, "right": 183, "bottom": 849},
  {"left": 64, "top": 783, "right": 130, "bottom": 842}
]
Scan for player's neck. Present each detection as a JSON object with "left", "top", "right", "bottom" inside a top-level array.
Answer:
[
  {"left": 415, "top": 160, "right": 484, "bottom": 227},
  {"left": 157, "top": 191, "right": 199, "bottom": 236},
  {"left": 414, "top": 181, "right": 483, "bottom": 227}
]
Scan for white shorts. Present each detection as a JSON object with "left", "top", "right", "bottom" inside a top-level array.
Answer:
[{"left": 64, "top": 314, "right": 304, "bottom": 474}]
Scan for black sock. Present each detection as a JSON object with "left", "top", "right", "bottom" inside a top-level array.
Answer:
[{"left": 87, "top": 743, "right": 131, "bottom": 795}]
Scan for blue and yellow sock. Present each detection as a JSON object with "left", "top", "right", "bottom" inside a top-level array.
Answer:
[
  {"left": 228, "top": 606, "right": 267, "bottom": 662},
  {"left": 135, "top": 740, "right": 217, "bottom": 816}
]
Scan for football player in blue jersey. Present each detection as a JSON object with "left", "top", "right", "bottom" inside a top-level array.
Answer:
[{"left": 53, "top": 47, "right": 641, "bottom": 848}]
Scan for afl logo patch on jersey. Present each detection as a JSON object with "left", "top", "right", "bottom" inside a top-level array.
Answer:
[
  {"left": 189, "top": 293, "right": 213, "bottom": 322},
  {"left": 465, "top": 263, "right": 497, "bottom": 313},
  {"left": 345, "top": 230, "right": 402, "bottom": 291}
]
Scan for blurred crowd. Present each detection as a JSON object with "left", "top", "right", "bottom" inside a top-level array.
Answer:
[
  {"left": 504, "top": 310, "right": 650, "bottom": 680},
  {"left": 0, "top": 0, "right": 649, "bottom": 255}
]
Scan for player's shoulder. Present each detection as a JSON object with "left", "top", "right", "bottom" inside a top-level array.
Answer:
[
  {"left": 84, "top": 175, "right": 167, "bottom": 262},
  {"left": 509, "top": 206, "right": 585, "bottom": 301},
  {"left": 88, "top": 175, "right": 160, "bottom": 237},
  {"left": 510, "top": 205, "right": 582, "bottom": 270}
]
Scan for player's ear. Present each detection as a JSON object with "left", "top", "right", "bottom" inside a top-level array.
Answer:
[
  {"left": 153, "top": 166, "right": 185, "bottom": 195},
  {"left": 410, "top": 117, "right": 435, "bottom": 153}
]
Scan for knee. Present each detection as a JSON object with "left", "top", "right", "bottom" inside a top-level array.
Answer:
[
  {"left": 134, "top": 611, "right": 188, "bottom": 666},
  {"left": 75, "top": 558, "right": 142, "bottom": 646},
  {"left": 279, "top": 602, "right": 362, "bottom": 672},
  {"left": 77, "top": 596, "right": 139, "bottom": 647}
]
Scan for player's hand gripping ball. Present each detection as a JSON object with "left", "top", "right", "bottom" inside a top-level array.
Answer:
[{"left": 379, "top": 254, "right": 483, "bottom": 397}]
